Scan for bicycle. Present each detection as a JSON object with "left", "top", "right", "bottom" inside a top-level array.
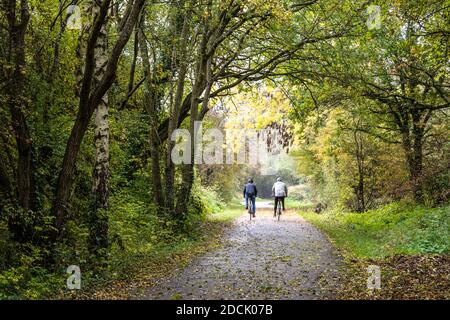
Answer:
[
  {"left": 275, "top": 198, "right": 282, "bottom": 221},
  {"left": 248, "top": 197, "right": 255, "bottom": 220}
]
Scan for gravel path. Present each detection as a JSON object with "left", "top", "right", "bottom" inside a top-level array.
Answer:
[{"left": 134, "top": 208, "right": 342, "bottom": 300}]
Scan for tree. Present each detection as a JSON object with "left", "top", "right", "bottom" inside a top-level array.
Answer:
[
  {"left": 354, "top": 2, "right": 449, "bottom": 202},
  {"left": 52, "top": 0, "right": 146, "bottom": 239},
  {"left": 287, "top": 0, "right": 450, "bottom": 203},
  {"left": 90, "top": 0, "right": 110, "bottom": 258},
  {"left": 143, "top": 0, "right": 357, "bottom": 220},
  {"left": 1, "top": 0, "right": 34, "bottom": 241}
]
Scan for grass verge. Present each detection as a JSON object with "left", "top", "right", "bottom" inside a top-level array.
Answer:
[{"left": 298, "top": 201, "right": 450, "bottom": 299}]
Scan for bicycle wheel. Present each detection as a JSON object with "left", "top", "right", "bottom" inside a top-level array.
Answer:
[{"left": 277, "top": 200, "right": 281, "bottom": 221}]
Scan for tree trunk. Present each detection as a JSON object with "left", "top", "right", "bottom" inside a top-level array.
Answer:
[
  {"left": 174, "top": 98, "right": 199, "bottom": 218},
  {"left": 165, "top": 10, "right": 191, "bottom": 215},
  {"left": 4, "top": 0, "right": 37, "bottom": 241},
  {"left": 353, "top": 130, "right": 365, "bottom": 212},
  {"left": 174, "top": 57, "right": 208, "bottom": 218},
  {"left": 53, "top": 113, "right": 91, "bottom": 237},
  {"left": 138, "top": 22, "right": 164, "bottom": 208},
  {"left": 397, "top": 108, "right": 425, "bottom": 204},
  {"left": 410, "top": 110, "right": 425, "bottom": 203},
  {"left": 90, "top": 2, "right": 110, "bottom": 257},
  {"left": 174, "top": 21, "right": 213, "bottom": 216},
  {"left": 165, "top": 92, "right": 189, "bottom": 214},
  {"left": 6, "top": 0, "right": 32, "bottom": 210}
]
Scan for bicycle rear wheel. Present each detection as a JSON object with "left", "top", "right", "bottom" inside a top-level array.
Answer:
[
  {"left": 277, "top": 200, "right": 281, "bottom": 221},
  {"left": 248, "top": 198, "right": 254, "bottom": 220}
]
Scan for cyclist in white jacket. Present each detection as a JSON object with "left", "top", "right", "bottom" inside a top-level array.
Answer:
[{"left": 272, "top": 177, "right": 288, "bottom": 217}]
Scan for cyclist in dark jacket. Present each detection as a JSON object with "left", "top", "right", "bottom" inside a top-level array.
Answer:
[{"left": 243, "top": 178, "right": 257, "bottom": 217}]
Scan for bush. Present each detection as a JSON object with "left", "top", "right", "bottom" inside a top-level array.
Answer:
[
  {"left": 288, "top": 184, "right": 309, "bottom": 201},
  {"left": 0, "top": 241, "right": 62, "bottom": 300}
]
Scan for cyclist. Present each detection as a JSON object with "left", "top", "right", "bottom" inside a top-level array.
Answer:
[
  {"left": 272, "top": 177, "right": 288, "bottom": 217},
  {"left": 243, "top": 178, "right": 257, "bottom": 217}
]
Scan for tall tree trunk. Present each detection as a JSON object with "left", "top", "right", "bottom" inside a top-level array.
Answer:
[
  {"left": 174, "top": 95, "right": 199, "bottom": 218},
  {"left": 6, "top": 0, "right": 32, "bottom": 209},
  {"left": 138, "top": 21, "right": 164, "bottom": 208},
  {"left": 165, "top": 9, "right": 191, "bottom": 215},
  {"left": 174, "top": 55, "right": 208, "bottom": 218},
  {"left": 353, "top": 130, "right": 365, "bottom": 212},
  {"left": 174, "top": 13, "right": 213, "bottom": 217},
  {"left": 410, "top": 110, "right": 425, "bottom": 203},
  {"left": 90, "top": 2, "right": 109, "bottom": 257},
  {"left": 173, "top": 5, "right": 217, "bottom": 219},
  {"left": 4, "top": 0, "right": 36, "bottom": 240},
  {"left": 397, "top": 108, "right": 425, "bottom": 203}
]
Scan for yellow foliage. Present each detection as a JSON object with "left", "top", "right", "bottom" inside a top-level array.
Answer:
[
  {"left": 224, "top": 84, "right": 291, "bottom": 130},
  {"left": 221, "top": 84, "right": 292, "bottom": 153}
]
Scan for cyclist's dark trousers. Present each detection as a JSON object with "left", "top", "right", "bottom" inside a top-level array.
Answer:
[{"left": 274, "top": 197, "right": 285, "bottom": 213}]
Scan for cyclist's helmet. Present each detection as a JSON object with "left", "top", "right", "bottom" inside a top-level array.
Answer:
[
  {"left": 248, "top": 178, "right": 253, "bottom": 183},
  {"left": 277, "top": 177, "right": 282, "bottom": 182}
]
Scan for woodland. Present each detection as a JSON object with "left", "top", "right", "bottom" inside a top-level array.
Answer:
[{"left": 0, "top": 0, "right": 448, "bottom": 299}]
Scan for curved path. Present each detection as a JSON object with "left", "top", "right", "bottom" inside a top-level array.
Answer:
[{"left": 135, "top": 207, "right": 342, "bottom": 300}]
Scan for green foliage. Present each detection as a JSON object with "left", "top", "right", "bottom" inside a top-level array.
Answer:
[
  {"left": 207, "top": 200, "right": 244, "bottom": 223},
  {"left": 0, "top": 181, "right": 230, "bottom": 299},
  {"left": 287, "top": 0, "right": 450, "bottom": 208},
  {"left": 192, "top": 185, "right": 225, "bottom": 216},
  {"left": 287, "top": 184, "right": 309, "bottom": 201},
  {"left": 0, "top": 223, "right": 61, "bottom": 299},
  {"left": 0, "top": 0, "right": 448, "bottom": 300},
  {"left": 0, "top": 265, "right": 62, "bottom": 300},
  {"left": 300, "top": 202, "right": 450, "bottom": 258}
]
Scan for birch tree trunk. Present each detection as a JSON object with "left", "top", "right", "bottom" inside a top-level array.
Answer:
[{"left": 90, "top": 2, "right": 109, "bottom": 256}]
